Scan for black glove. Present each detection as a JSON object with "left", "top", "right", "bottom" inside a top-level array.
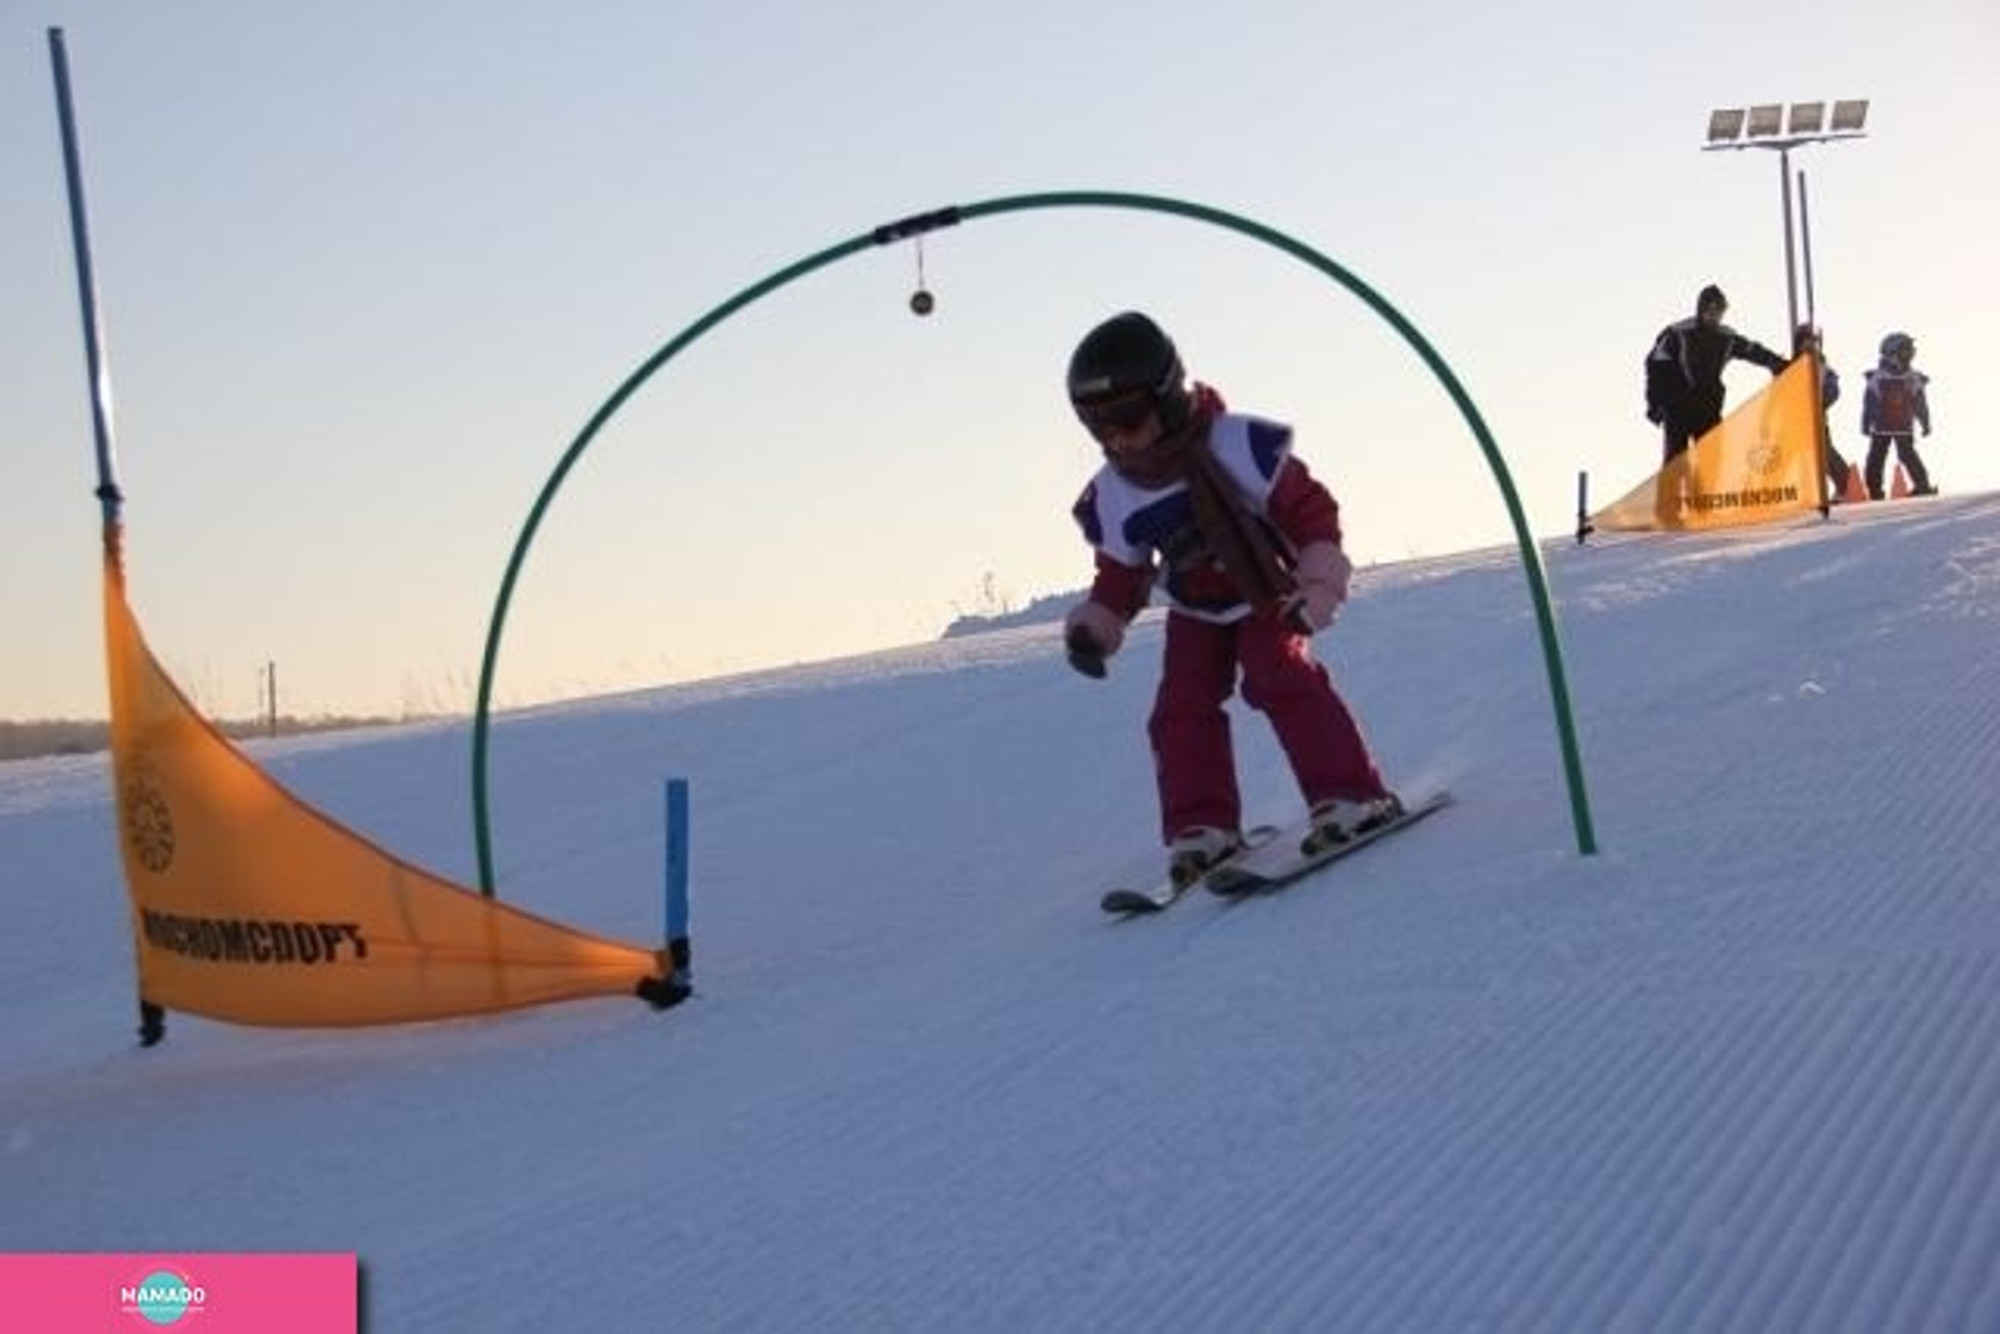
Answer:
[
  {"left": 1645, "top": 404, "right": 1664, "bottom": 425},
  {"left": 1064, "top": 625, "right": 1108, "bottom": 680}
]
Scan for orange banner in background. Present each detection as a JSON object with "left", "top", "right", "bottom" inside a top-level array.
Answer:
[
  {"left": 1592, "top": 356, "right": 1824, "bottom": 533},
  {"left": 103, "top": 544, "right": 666, "bottom": 1028}
]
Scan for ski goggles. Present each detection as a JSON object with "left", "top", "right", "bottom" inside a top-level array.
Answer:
[{"left": 1073, "top": 391, "right": 1157, "bottom": 436}]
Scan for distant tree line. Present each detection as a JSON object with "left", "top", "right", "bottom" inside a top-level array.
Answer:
[
  {"left": 0, "top": 714, "right": 402, "bottom": 762},
  {"left": 939, "top": 570, "right": 1082, "bottom": 641}
]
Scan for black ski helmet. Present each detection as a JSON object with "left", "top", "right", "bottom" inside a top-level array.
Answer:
[
  {"left": 1880, "top": 331, "right": 1915, "bottom": 359},
  {"left": 1066, "top": 311, "right": 1190, "bottom": 428},
  {"left": 1697, "top": 284, "right": 1728, "bottom": 316}
]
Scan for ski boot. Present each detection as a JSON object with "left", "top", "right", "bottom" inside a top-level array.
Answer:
[
  {"left": 1303, "top": 793, "right": 1403, "bottom": 856},
  {"left": 1167, "top": 826, "right": 1245, "bottom": 890}
]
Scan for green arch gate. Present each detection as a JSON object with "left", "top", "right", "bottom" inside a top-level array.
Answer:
[{"left": 471, "top": 190, "right": 1599, "bottom": 895}]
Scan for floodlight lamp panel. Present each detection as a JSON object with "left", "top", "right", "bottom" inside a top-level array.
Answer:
[
  {"left": 1788, "top": 101, "right": 1825, "bottom": 134},
  {"left": 1831, "top": 98, "right": 1869, "bottom": 132},
  {"left": 1746, "top": 104, "right": 1784, "bottom": 137},
  {"left": 1707, "top": 108, "right": 1746, "bottom": 143}
]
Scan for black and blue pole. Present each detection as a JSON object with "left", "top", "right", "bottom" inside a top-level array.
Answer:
[{"left": 48, "top": 27, "right": 124, "bottom": 531}]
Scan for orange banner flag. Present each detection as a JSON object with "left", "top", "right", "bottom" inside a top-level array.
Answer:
[
  {"left": 103, "top": 544, "right": 670, "bottom": 1028},
  {"left": 1592, "top": 356, "right": 1824, "bottom": 533}
]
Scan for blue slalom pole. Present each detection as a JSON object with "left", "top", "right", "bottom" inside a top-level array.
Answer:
[
  {"left": 633, "top": 777, "right": 693, "bottom": 1010},
  {"left": 663, "top": 778, "right": 692, "bottom": 984}
]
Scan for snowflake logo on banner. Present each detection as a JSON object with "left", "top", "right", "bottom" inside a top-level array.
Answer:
[
  {"left": 1747, "top": 434, "right": 1783, "bottom": 477},
  {"left": 121, "top": 760, "right": 175, "bottom": 874}
]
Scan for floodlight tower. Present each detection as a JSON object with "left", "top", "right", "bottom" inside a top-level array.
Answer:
[{"left": 1703, "top": 99, "right": 1869, "bottom": 335}]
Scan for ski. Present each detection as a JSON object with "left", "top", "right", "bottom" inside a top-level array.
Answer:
[
  {"left": 1099, "top": 826, "right": 1278, "bottom": 916},
  {"left": 1205, "top": 790, "right": 1453, "bottom": 898}
]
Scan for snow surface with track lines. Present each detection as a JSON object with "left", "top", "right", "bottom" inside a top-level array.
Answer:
[{"left": 3, "top": 494, "right": 1996, "bottom": 1331}]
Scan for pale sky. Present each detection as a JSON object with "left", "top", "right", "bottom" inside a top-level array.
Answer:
[{"left": 6, "top": 0, "right": 1995, "bottom": 721}]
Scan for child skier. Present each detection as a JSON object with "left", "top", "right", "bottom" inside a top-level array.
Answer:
[
  {"left": 1060, "top": 310, "right": 1399, "bottom": 888},
  {"left": 1794, "top": 324, "right": 1854, "bottom": 502},
  {"left": 1861, "top": 332, "right": 1936, "bottom": 499}
]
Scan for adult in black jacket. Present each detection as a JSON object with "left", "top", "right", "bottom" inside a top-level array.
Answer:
[{"left": 1644, "top": 285, "right": 1788, "bottom": 462}]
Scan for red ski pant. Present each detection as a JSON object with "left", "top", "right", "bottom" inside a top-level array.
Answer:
[{"left": 1148, "top": 608, "right": 1387, "bottom": 843}]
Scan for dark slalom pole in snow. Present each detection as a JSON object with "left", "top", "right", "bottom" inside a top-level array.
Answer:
[{"left": 48, "top": 27, "right": 164, "bottom": 1046}]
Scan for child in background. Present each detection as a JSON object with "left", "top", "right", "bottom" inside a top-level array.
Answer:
[
  {"left": 1861, "top": 332, "right": 1936, "bottom": 499},
  {"left": 1794, "top": 324, "right": 1854, "bottom": 502}
]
